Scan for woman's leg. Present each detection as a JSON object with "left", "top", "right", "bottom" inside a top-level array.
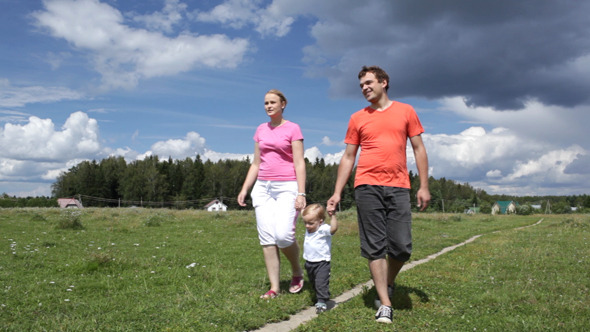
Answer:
[
  {"left": 280, "top": 241, "right": 303, "bottom": 277},
  {"left": 262, "top": 245, "right": 281, "bottom": 292}
]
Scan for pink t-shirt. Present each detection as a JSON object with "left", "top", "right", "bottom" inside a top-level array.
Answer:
[{"left": 254, "top": 121, "right": 303, "bottom": 181}]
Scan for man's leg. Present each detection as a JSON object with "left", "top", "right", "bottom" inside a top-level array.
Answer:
[
  {"left": 387, "top": 256, "right": 404, "bottom": 286},
  {"left": 369, "top": 258, "right": 391, "bottom": 307}
]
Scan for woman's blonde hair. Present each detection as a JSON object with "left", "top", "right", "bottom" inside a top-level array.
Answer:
[{"left": 266, "top": 89, "right": 288, "bottom": 109}]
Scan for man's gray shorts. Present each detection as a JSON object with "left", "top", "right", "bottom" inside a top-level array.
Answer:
[{"left": 354, "top": 185, "right": 412, "bottom": 262}]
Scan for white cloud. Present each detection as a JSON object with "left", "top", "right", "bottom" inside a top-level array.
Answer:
[
  {"left": 203, "top": 150, "right": 251, "bottom": 163},
  {"left": 321, "top": 136, "right": 344, "bottom": 147},
  {"left": 0, "top": 182, "right": 53, "bottom": 197},
  {"left": 0, "top": 112, "right": 108, "bottom": 196},
  {"left": 32, "top": 0, "right": 250, "bottom": 90},
  {"left": 132, "top": 0, "right": 187, "bottom": 33},
  {"left": 505, "top": 145, "right": 586, "bottom": 182},
  {"left": 421, "top": 123, "right": 589, "bottom": 195},
  {"left": 304, "top": 146, "right": 343, "bottom": 165},
  {"left": 0, "top": 78, "right": 84, "bottom": 108},
  {"left": 149, "top": 131, "right": 206, "bottom": 160},
  {"left": 193, "top": 0, "right": 295, "bottom": 37},
  {"left": 304, "top": 146, "right": 322, "bottom": 162},
  {"left": 486, "top": 169, "right": 502, "bottom": 178},
  {"left": 0, "top": 111, "right": 102, "bottom": 162},
  {"left": 438, "top": 97, "right": 590, "bottom": 151}
]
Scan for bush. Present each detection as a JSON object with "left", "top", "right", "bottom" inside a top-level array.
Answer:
[
  {"left": 144, "top": 214, "right": 164, "bottom": 227},
  {"left": 517, "top": 204, "right": 532, "bottom": 215},
  {"left": 56, "top": 210, "right": 84, "bottom": 230}
]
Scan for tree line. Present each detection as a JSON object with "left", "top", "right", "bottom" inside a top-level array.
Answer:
[{"left": 2, "top": 155, "right": 588, "bottom": 213}]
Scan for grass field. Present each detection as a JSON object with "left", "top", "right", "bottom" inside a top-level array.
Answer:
[{"left": 1, "top": 208, "right": 588, "bottom": 331}]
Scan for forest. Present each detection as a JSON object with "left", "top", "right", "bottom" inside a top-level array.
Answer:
[{"left": 2, "top": 155, "right": 589, "bottom": 213}]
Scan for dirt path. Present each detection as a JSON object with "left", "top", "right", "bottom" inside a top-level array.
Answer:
[{"left": 255, "top": 218, "right": 544, "bottom": 332}]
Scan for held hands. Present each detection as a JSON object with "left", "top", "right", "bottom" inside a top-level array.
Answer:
[{"left": 326, "top": 193, "right": 340, "bottom": 215}]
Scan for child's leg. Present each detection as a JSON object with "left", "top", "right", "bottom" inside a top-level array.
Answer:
[
  {"left": 313, "top": 261, "right": 331, "bottom": 302},
  {"left": 304, "top": 261, "right": 316, "bottom": 292}
]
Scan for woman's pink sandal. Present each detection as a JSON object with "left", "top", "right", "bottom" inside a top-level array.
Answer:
[
  {"left": 289, "top": 276, "right": 304, "bottom": 293},
  {"left": 260, "top": 290, "right": 278, "bottom": 299}
]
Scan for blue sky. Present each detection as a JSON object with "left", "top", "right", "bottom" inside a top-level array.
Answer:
[{"left": 1, "top": 0, "right": 589, "bottom": 197}]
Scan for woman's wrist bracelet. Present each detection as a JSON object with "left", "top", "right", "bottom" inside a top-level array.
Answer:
[{"left": 297, "top": 193, "right": 306, "bottom": 197}]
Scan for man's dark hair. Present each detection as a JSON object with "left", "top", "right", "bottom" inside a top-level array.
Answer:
[{"left": 358, "top": 66, "right": 390, "bottom": 92}]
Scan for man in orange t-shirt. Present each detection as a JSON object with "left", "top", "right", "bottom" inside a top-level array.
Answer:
[{"left": 327, "top": 66, "right": 430, "bottom": 324}]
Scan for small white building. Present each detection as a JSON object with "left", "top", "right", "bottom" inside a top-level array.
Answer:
[
  {"left": 57, "top": 198, "right": 84, "bottom": 208},
  {"left": 491, "top": 201, "right": 517, "bottom": 215},
  {"left": 204, "top": 199, "right": 227, "bottom": 212}
]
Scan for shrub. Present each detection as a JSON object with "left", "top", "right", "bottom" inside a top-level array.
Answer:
[
  {"left": 144, "top": 214, "right": 164, "bottom": 227},
  {"left": 56, "top": 210, "right": 84, "bottom": 230}
]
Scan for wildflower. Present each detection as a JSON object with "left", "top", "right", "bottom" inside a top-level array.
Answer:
[{"left": 186, "top": 263, "right": 197, "bottom": 268}]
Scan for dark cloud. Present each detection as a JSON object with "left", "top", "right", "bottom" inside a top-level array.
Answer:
[
  {"left": 307, "top": 1, "right": 590, "bottom": 110},
  {"left": 564, "top": 154, "right": 590, "bottom": 175}
]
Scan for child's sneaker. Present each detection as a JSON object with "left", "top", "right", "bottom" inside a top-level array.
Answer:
[
  {"left": 315, "top": 301, "right": 327, "bottom": 314},
  {"left": 375, "top": 305, "right": 393, "bottom": 323},
  {"left": 374, "top": 284, "right": 395, "bottom": 309}
]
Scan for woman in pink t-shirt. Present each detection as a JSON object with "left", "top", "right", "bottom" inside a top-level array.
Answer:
[{"left": 238, "top": 89, "right": 307, "bottom": 299}]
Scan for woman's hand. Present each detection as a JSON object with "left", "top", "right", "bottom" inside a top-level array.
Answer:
[
  {"left": 295, "top": 195, "right": 306, "bottom": 210},
  {"left": 237, "top": 190, "right": 248, "bottom": 207}
]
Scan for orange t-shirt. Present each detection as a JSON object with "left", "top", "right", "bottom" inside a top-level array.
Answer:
[{"left": 344, "top": 101, "right": 424, "bottom": 189}]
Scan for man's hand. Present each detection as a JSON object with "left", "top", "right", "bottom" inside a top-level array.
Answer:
[
  {"left": 416, "top": 188, "right": 431, "bottom": 211},
  {"left": 327, "top": 193, "right": 341, "bottom": 214}
]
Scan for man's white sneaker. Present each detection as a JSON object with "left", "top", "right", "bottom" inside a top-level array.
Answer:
[{"left": 375, "top": 305, "right": 393, "bottom": 323}]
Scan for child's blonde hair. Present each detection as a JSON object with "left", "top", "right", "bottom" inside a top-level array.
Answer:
[{"left": 302, "top": 203, "right": 326, "bottom": 221}]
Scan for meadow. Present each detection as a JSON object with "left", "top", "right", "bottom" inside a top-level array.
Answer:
[{"left": 1, "top": 208, "right": 588, "bottom": 331}]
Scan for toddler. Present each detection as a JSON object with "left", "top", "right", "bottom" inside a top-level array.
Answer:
[{"left": 301, "top": 203, "right": 338, "bottom": 313}]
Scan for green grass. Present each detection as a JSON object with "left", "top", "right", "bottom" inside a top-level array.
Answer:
[
  {"left": 1, "top": 208, "right": 588, "bottom": 331},
  {"left": 298, "top": 215, "right": 590, "bottom": 331}
]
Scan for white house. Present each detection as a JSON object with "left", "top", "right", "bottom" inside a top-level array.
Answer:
[
  {"left": 491, "top": 201, "right": 517, "bottom": 215},
  {"left": 204, "top": 199, "right": 227, "bottom": 212},
  {"left": 57, "top": 198, "right": 84, "bottom": 208}
]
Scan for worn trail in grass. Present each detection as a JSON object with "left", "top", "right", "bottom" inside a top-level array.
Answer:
[
  {"left": 295, "top": 215, "right": 590, "bottom": 331},
  {"left": 257, "top": 218, "right": 545, "bottom": 331}
]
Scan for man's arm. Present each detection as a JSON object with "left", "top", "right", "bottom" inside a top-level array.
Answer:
[
  {"left": 327, "top": 144, "right": 358, "bottom": 213},
  {"left": 410, "top": 134, "right": 431, "bottom": 211}
]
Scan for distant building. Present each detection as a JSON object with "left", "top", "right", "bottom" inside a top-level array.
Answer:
[
  {"left": 491, "top": 201, "right": 517, "bottom": 215},
  {"left": 204, "top": 199, "right": 227, "bottom": 212},
  {"left": 57, "top": 198, "right": 84, "bottom": 208}
]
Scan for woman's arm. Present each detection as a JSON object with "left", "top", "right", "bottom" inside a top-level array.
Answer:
[
  {"left": 292, "top": 139, "right": 306, "bottom": 210},
  {"left": 237, "top": 142, "right": 261, "bottom": 207}
]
